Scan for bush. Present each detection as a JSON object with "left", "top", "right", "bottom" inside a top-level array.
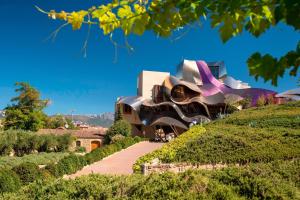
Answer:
[
  {"left": 45, "top": 163, "right": 60, "bottom": 178},
  {"left": 0, "top": 152, "right": 69, "bottom": 169},
  {"left": 0, "top": 169, "right": 21, "bottom": 193},
  {"left": 110, "top": 134, "right": 125, "bottom": 144},
  {"left": 12, "top": 162, "right": 41, "bottom": 184},
  {"left": 105, "top": 120, "right": 131, "bottom": 143},
  {"left": 75, "top": 146, "right": 86, "bottom": 153},
  {"left": 256, "top": 95, "right": 266, "bottom": 107},
  {"left": 2, "top": 160, "right": 299, "bottom": 200},
  {"left": 134, "top": 102, "right": 300, "bottom": 172},
  {"left": 133, "top": 126, "right": 206, "bottom": 173},
  {"left": 56, "top": 134, "right": 74, "bottom": 152},
  {"left": 55, "top": 154, "right": 87, "bottom": 176}
]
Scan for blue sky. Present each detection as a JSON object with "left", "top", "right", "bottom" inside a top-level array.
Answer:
[{"left": 0, "top": 0, "right": 299, "bottom": 115}]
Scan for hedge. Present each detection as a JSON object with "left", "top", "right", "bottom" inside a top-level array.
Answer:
[
  {"left": 134, "top": 101, "right": 300, "bottom": 172},
  {"left": 133, "top": 126, "right": 206, "bottom": 173},
  {"left": 2, "top": 160, "right": 299, "bottom": 200}
]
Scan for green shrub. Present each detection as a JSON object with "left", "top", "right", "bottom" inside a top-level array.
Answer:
[
  {"left": 0, "top": 152, "right": 69, "bottom": 169},
  {"left": 2, "top": 160, "right": 299, "bottom": 200},
  {"left": 56, "top": 134, "right": 74, "bottom": 152},
  {"left": 110, "top": 134, "right": 125, "bottom": 144},
  {"left": 44, "top": 163, "right": 59, "bottom": 177},
  {"left": 134, "top": 102, "right": 300, "bottom": 172},
  {"left": 0, "top": 169, "right": 21, "bottom": 193},
  {"left": 12, "top": 162, "right": 41, "bottom": 184},
  {"left": 37, "top": 134, "right": 58, "bottom": 152},
  {"left": 55, "top": 154, "right": 86, "bottom": 176},
  {"left": 75, "top": 146, "right": 86, "bottom": 153},
  {"left": 133, "top": 126, "right": 206, "bottom": 173},
  {"left": 105, "top": 120, "right": 132, "bottom": 143},
  {"left": 256, "top": 95, "right": 266, "bottom": 107}
]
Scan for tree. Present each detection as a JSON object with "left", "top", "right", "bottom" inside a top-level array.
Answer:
[
  {"left": 37, "top": 0, "right": 299, "bottom": 86},
  {"left": 3, "top": 82, "right": 49, "bottom": 131},
  {"left": 114, "top": 105, "right": 123, "bottom": 122},
  {"left": 105, "top": 120, "right": 131, "bottom": 143}
]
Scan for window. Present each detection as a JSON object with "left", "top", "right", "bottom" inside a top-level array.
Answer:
[
  {"left": 76, "top": 141, "right": 81, "bottom": 147},
  {"left": 123, "top": 104, "right": 132, "bottom": 114},
  {"left": 209, "top": 66, "right": 220, "bottom": 78}
]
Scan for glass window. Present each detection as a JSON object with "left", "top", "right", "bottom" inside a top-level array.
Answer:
[{"left": 209, "top": 66, "right": 220, "bottom": 78}]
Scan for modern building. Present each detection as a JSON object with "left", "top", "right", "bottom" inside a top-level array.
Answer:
[{"left": 116, "top": 60, "right": 278, "bottom": 139}]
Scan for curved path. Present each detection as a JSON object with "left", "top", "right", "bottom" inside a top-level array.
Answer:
[{"left": 67, "top": 141, "right": 163, "bottom": 179}]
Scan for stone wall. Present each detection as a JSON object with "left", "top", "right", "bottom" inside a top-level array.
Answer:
[{"left": 142, "top": 159, "right": 235, "bottom": 175}]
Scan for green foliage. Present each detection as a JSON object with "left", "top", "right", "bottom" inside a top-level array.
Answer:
[
  {"left": 55, "top": 154, "right": 87, "bottom": 176},
  {"left": 248, "top": 41, "right": 300, "bottom": 86},
  {"left": 45, "top": 115, "right": 65, "bottom": 129},
  {"left": 114, "top": 105, "right": 123, "bottom": 122},
  {"left": 75, "top": 146, "right": 86, "bottom": 153},
  {"left": 45, "top": 115, "right": 77, "bottom": 130},
  {"left": 2, "top": 160, "right": 299, "bottom": 199},
  {"left": 133, "top": 126, "right": 206, "bottom": 172},
  {"left": 3, "top": 82, "right": 48, "bottom": 131},
  {"left": 39, "top": 1, "right": 300, "bottom": 85},
  {"left": 106, "top": 120, "right": 132, "bottom": 143},
  {"left": 0, "top": 169, "right": 21, "bottom": 194},
  {"left": 110, "top": 134, "right": 125, "bottom": 144},
  {"left": 134, "top": 101, "right": 300, "bottom": 172},
  {"left": 12, "top": 162, "right": 41, "bottom": 185},
  {"left": 0, "top": 152, "right": 69, "bottom": 169},
  {"left": 256, "top": 95, "right": 267, "bottom": 107},
  {"left": 0, "top": 130, "right": 74, "bottom": 156}
]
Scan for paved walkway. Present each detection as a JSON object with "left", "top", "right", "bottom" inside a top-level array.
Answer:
[{"left": 67, "top": 141, "right": 163, "bottom": 178}]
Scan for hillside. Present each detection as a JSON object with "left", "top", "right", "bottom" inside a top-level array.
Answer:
[
  {"left": 135, "top": 101, "right": 300, "bottom": 168},
  {"left": 63, "top": 112, "right": 114, "bottom": 128},
  {"left": 2, "top": 102, "right": 300, "bottom": 199}
]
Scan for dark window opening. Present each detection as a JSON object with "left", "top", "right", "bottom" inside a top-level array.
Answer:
[
  {"left": 135, "top": 125, "right": 142, "bottom": 131},
  {"left": 152, "top": 85, "right": 164, "bottom": 103},
  {"left": 76, "top": 141, "right": 81, "bottom": 147},
  {"left": 123, "top": 104, "right": 132, "bottom": 114},
  {"left": 209, "top": 66, "right": 220, "bottom": 78},
  {"left": 171, "top": 85, "right": 199, "bottom": 102}
]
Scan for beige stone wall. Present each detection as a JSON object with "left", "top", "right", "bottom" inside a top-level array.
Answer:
[
  {"left": 138, "top": 71, "right": 170, "bottom": 99},
  {"left": 142, "top": 162, "right": 234, "bottom": 175},
  {"left": 71, "top": 138, "right": 103, "bottom": 153}
]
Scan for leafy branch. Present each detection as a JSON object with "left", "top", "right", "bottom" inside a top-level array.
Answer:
[{"left": 36, "top": 0, "right": 300, "bottom": 85}]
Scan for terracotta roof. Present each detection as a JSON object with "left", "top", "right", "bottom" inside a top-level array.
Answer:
[{"left": 37, "top": 128, "right": 107, "bottom": 139}]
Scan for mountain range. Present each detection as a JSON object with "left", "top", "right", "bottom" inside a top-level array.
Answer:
[
  {"left": 63, "top": 112, "right": 114, "bottom": 128},
  {"left": 0, "top": 110, "right": 114, "bottom": 127}
]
